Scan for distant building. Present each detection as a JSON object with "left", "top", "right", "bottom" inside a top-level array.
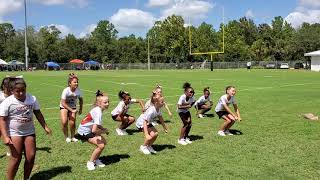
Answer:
[{"left": 305, "top": 50, "right": 320, "bottom": 71}]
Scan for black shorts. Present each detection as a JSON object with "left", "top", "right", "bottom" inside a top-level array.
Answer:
[
  {"left": 216, "top": 111, "right": 229, "bottom": 119},
  {"left": 112, "top": 114, "right": 130, "bottom": 121},
  {"left": 60, "top": 107, "right": 76, "bottom": 113},
  {"left": 137, "top": 124, "right": 154, "bottom": 132},
  {"left": 179, "top": 111, "right": 191, "bottom": 121},
  {"left": 74, "top": 133, "right": 95, "bottom": 141}
]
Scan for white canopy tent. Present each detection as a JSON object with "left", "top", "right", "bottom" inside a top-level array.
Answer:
[
  {"left": 0, "top": 59, "right": 8, "bottom": 65},
  {"left": 305, "top": 50, "right": 320, "bottom": 72}
]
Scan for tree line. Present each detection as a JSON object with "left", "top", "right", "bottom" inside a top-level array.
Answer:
[{"left": 0, "top": 15, "right": 319, "bottom": 64}]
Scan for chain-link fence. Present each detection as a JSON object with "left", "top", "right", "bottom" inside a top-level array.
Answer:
[{"left": 23, "top": 60, "right": 310, "bottom": 71}]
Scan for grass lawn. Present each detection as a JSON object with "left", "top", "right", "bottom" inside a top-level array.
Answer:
[{"left": 0, "top": 69, "right": 320, "bottom": 179}]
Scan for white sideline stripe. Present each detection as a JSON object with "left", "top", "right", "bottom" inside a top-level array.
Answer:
[{"left": 239, "top": 83, "right": 316, "bottom": 92}]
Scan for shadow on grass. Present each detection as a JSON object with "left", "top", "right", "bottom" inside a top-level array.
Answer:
[
  {"left": 152, "top": 144, "right": 176, "bottom": 152},
  {"left": 0, "top": 154, "right": 5, "bottom": 159},
  {"left": 30, "top": 166, "right": 72, "bottom": 180},
  {"left": 189, "top": 135, "right": 204, "bottom": 141},
  {"left": 36, "top": 147, "right": 51, "bottom": 153},
  {"left": 126, "top": 129, "right": 141, "bottom": 135},
  {"left": 229, "top": 129, "right": 243, "bottom": 135},
  {"left": 99, "top": 154, "right": 130, "bottom": 165},
  {"left": 204, "top": 113, "right": 215, "bottom": 118},
  {"left": 163, "top": 120, "right": 172, "bottom": 123}
]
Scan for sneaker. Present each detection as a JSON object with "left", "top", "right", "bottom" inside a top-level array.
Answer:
[
  {"left": 140, "top": 145, "right": 151, "bottom": 155},
  {"left": 6, "top": 152, "right": 11, "bottom": 156},
  {"left": 87, "top": 161, "right": 95, "bottom": 171},
  {"left": 121, "top": 129, "right": 128, "bottom": 135},
  {"left": 224, "top": 130, "right": 234, "bottom": 136},
  {"left": 65, "top": 137, "right": 71, "bottom": 143},
  {"left": 116, "top": 128, "right": 124, "bottom": 135},
  {"left": 71, "top": 137, "right": 79, "bottom": 142},
  {"left": 95, "top": 159, "right": 105, "bottom": 167},
  {"left": 177, "top": 139, "right": 188, "bottom": 145},
  {"left": 147, "top": 146, "right": 157, "bottom": 154},
  {"left": 217, "top": 130, "right": 226, "bottom": 136},
  {"left": 185, "top": 137, "right": 192, "bottom": 144},
  {"left": 151, "top": 122, "right": 159, "bottom": 126},
  {"left": 198, "top": 114, "right": 204, "bottom": 118}
]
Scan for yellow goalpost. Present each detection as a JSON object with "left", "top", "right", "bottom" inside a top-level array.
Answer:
[{"left": 188, "top": 7, "right": 225, "bottom": 71}]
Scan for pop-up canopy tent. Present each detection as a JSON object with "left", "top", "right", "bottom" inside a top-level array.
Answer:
[
  {"left": 8, "top": 60, "right": 24, "bottom": 65},
  {"left": 84, "top": 60, "right": 99, "bottom": 65},
  {"left": 0, "top": 59, "right": 8, "bottom": 65},
  {"left": 69, "top": 59, "right": 84, "bottom": 64},
  {"left": 45, "top": 61, "right": 60, "bottom": 67}
]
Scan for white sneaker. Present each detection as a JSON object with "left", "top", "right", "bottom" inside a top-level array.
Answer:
[
  {"left": 178, "top": 139, "right": 188, "bottom": 145},
  {"left": 224, "top": 130, "right": 234, "bottom": 136},
  {"left": 116, "top": 128, "right": 124, "bottom": 135},
  {"left": 147, "top": 146, "right": 157, "bottom": 154},
  {"left": 140, "top": 145, "right": 151, "bottom": 155},
  {"left": 66, "top": 137, "right": 71, "bottom": 143},
  {"left": 198, "top": 114, "right": 204, "bottom": 118},
  {"left": 151, "top": 122, "right": 159, "bottom": 126},
  {"left": 6, "top": 152, "right": 11, "bottom": 156},
  {"left": 71, "top": 137, "right": 79, "bottom": 142},
  {"left": 87, "top": 161, "right": 95, "bottom": 171},
  {"left": 217, "top": 130, "right": 226, "bottom": 136},
  {"left": 121, "top": 129, "right": 128, "bottom": 135},
  {"left": 185, "top": 138, "right": 192, "bottom": 144},
  {"left": 95, "top": 159, "right": 105, "bottom": 167}
]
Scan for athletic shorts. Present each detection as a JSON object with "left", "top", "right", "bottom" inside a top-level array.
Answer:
[
  {"left": 74, "top": 133, "right": 95, "bottom": 141},
  {"left": 112, "top": 114, "right": 130, "bottom": 121},
  {"left": 179, "top": 111, "right": 191, "bottom": 122},
  {"left": 216, "top": 111, "right": 229, "bottom": 119},
  {"left": 60, "top": 107, "right": 77, "bottom": 113}
]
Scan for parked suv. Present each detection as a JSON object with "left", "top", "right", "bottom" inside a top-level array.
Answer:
[
  {"left": 294, "top": 62, "right": 304, "bottom": 69},
  {"left": 280, "top": 63, "right": 289, "bottom": 69},
  {"left": 265, "top": 63, "right": 276, "bottom": 69}
]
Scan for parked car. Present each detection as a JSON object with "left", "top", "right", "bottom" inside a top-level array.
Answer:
[
  {"left": 265, "top": 63, "right": 276, "bottom": 69},
  {"left": 294, "top": 62, "right": 304, "bottom": 69},
  {"left": 280, "top": 63, "right": 289, "bottom": 69}
]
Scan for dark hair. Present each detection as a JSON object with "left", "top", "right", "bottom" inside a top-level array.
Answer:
[
  {"left": 68, "top": 73, "right": 78, "bottom": 86},
  {"left": 13, "top": 78, "right": 27, "bottom": 89},
  {"left": 118, "top": 90, "right": 130, "bottom": 100},
  {"left": 225, "top": 86, "right": 235, "bottom": 93},
  {"left": 203, "top": 87, "right": 210, "bottom": 93},
  {"left": 1, "top": 77, "right": 10, "bottom": 91},
  {"left": 183, "top": 82, "right": 194, "bottom": 94}
]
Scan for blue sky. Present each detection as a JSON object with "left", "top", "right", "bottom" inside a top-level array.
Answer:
[{"left": 0, "top": 0, "right": 319, "bottom": 38}]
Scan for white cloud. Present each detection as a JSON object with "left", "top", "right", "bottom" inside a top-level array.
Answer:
[
  {"left": 147, "top": 0, "right": 173, "bottom": 7},
  {"left": 160, "top": 0, "right": 214, "bottom": 21},
  {"left": 245, "top": 9, "right": 254, "bottom": 19},
  {"left": 0, "top": 0, "right": 23, "bottom": 16},
  {"left": 285, "top": 1, "right": 320, "bottom": 28},
  {"left": 285, "top": 10, "right": 320, "bottom": 28},
  {"left": 31, "top": 0, "right": 88, "bottom": 8},
  {"left": 110, "top": 9, "right": 156, "bottom": 32},
  {"left": 42, "top": 24, "right": 73, "bottom": 37},
  {"left": 79, "top": 24, "right": 97, "bottom": 38},
  {"left": 299, "top": 0, "right": 320, "bottom": 8}
]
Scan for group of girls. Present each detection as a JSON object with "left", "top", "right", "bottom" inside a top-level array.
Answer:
[{"left": 1, "top": 72, "right": 242, "bottom": 176}]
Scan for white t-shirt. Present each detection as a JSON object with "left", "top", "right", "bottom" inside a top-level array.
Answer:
[
  {"left": 0, "top": 94, "right": 40, "bottom": 136},
  {"left": 136, "top": 106, "right": 162, "bottom": 128},
  {"left": 111, "top": 99, "right": 137, "bottom": 116},
  {"left": 195, "top": 95, "right": 211, "bottom": 106},
  {"left": 144, "top": 99, "right": 152, "bottom": 111},
  {"left": 215, "top": 94, "right": 237, "bottom": 112},
  {"left": 77, "top": 106, "right": 102, "bottom": 135},
  {"left": 60, "top": 87, "right": 82, "bottom": 108},
  {"left": 177, "top": 94, "right": 195, "bottom": 113},
  {"left": 0, "top": 91, "right": 7, "bottom": 104}
]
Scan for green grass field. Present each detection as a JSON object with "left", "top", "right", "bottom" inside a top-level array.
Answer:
[{"left": 1, "top": 69, "right": 320, "bottom": 179}]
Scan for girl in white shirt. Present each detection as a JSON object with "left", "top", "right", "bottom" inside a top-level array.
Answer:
[
  {"left": 195, "top": 87, "right": 213, "bottom": 118},
  {"left": 75, "top": 90, "right": 109, "bottom": 171},
  {"left": 177, "top": 82, "right": 195, "bottom": 145},
  {"left": 215, "top": 86, "right": 241, "bottom": 136},
  {"left": 144, "top": 85, "right": 172, "bottom": 118},
  {"left": 111, "top": 90, "right": 144, "bottom": 135},
  {"left": 137, "top": 93, "right": 168, "bottom": 155},
  {"left": 60, "top": 73, "right": 83, "bottom": 143},
  {"left": 0, "top": 78, "right": 52, "bottom": 180}
]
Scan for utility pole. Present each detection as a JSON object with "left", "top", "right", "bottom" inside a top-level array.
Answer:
[
  {"left": 24, "top": 0, "right": 29, "bottom": 70},
  {"left": 147, "top": 37, "right": 150, "bottom": 71}
]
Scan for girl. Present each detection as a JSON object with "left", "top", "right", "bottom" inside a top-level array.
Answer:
[
  {"left": 75, "top": 90, "right": 109, "bottom": 171},
  {"left": 144, "top": 84, "right": 172, "bottom": 118},
  {"left": 136, "top": 93, "right": 168, "bottom": 155},
  {"left": 111, "top": 91, "right": 144, "bottom": 136},
  {"left": 215, "top": 86, "right": 241, "bottom": 136},
  {"left": 0, "top": 78, "right": 52, "bottom": 180},
  {"left": 60, "top": 73, "right": 83, "bottom": 143},
  {"left": 177, "top": 82, "right": 195, "bottom": 145},
  {"left": 195, "top": 87, "right": 213, "bottom": 118},
  {"left": 0, "top": 76, "right": 17, "bottom": 157}
]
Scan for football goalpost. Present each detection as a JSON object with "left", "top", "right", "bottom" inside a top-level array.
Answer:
[{"left": 188, "top": 7, "right": 225, "bottom": 71}]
